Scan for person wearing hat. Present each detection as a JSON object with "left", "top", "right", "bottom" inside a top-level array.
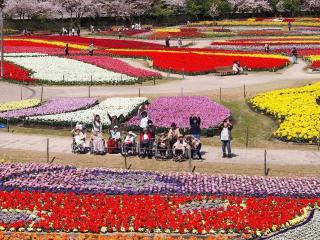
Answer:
[
  {"left": 124, "top": 131, "right": 137, "bottom": 153},
  {"left": 107, "top": 125, "right": 121, "bottom": 154}
]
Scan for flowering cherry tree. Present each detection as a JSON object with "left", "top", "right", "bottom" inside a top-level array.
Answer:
[
  {"left": 228, "top": 0, "right": 272, "bottom": 14},
  {"left": 4, "top": 0, "right": 52, "bottom": 19}
]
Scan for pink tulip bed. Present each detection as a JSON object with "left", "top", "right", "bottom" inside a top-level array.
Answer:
[
  {"left": 128, "top": 96, "right": 230, "bottom": 130},
  {"left": 70, "top": 56, "right": 162, "bottom": 79}
]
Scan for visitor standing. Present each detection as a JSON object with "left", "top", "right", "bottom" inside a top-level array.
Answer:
[
  {"left": 88, "top": 43, "right": 94, "bottom": 56},
  {"left": 291, "top": 47, "right": 298, "bottom": 64},
  {"left": 64, "top": 44, "right": 69, "bottom": 56},
  {"left": 264, "top": 43, "right": 270, "bottom": 53},
  {"left": 118, "top": 31, "right": 122, "bottom": 39},
  {"left": 219, "top": 119, "right": 233, "bottom": 158},
  {"left": 178, "top": 38, "right": 182, "bottom": 48},
  {"left": 71, "top": 28, "right": 75, "bottom": 36},
  {"left": 77, "top": 27, "right": 81, "bottom": 36},
  {"left": 165, "top": 36, "right": 170, "bottom": 48},
  {"left": 288, "top": 21, "right": 292, "bottom": 31},
  {"left": 189, "top": 113, "right": 201, "bottom": 139}
]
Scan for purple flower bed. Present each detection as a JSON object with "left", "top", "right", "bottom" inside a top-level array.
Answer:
[
  {"left": 0, "top": 163, "right": 319, "bottom": 198},
  {"left": 128, "top": 96, "right": 231, "bottom": 129},
  {"left": 0, "top": 97, "right": 98, "bottom": 119}
]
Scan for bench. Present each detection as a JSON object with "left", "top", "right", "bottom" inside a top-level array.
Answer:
[{"left": 215, "top": 66, "right": 236, "bottom": 76}]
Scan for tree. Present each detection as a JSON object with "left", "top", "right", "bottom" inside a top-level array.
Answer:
[
  {"left": 209, "top": 0, "right": 232, "bottom": 19},
  {"left": 52, "top": 0, "right": 100, "bottom": 27},
  {"left": 4, "top": 0, "right": 52, "bottom": 20},
  {"left": 276, "top": 0, "right": 300, "bottom": 16},
  {"left": 228, "top": 0, "right": 272, "bottom": 14},
  {"left": 304, "top": 0, "right": 320, "bottom": 15}
]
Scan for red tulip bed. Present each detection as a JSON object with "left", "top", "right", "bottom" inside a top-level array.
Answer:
[
  {"left": 106, "top": 49, "right": 289, "bottom": 75},
  {"left": 70, "top": 55, "right": 161, "bottom": 79},
  {"left": 0, "top": 163, "right": 319, "bottom": 239},
  {"left": 2, "top": 61, "right": 34, "bottom": 83}
]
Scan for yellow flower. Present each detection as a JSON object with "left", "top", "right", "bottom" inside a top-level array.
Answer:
[{"left": 0, "top": 99, "right": 40, "bottom": 112}]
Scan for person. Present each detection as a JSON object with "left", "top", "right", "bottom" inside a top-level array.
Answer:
[
  {"left": 118, "top": 31, "right": 122, "bottom": 39},
  {"left": 77, "top": 27, "right": 81, "bottom": 36},
  {"left": 123, "top": 131, "right": 137, "bottom": 154},
  {"left": 91, "top": 130, "right": 105, "bottom": 155},
  {"left": 186, "top": 135, "right": 202, "bottom": 160},
  {"left": 71, "top": 125, "right": 86, "bottom": 152},
  {"left": 147, "top": 120, "right": 156, "bottom": 140},
  {"left": 71, "top": 28, "right": 75, "bottom": 36},
  {"left": 264, "top": 43, "right": 270, "bottom": 53},
  {"left": 173, "top": 135, "right": 189, "bottom": 161},
  {"left": 107, "top": 125, "right": 121, "bottom": 154},
  {"left": 90, "top": 25, "right": 95, "bottom": 33},
  {"left": 64, "top": 44, "right": 69, "bottom": 56},
  {"left": 139, "top": 128, "right": 153, "bottom": 158},
  {"left": 178, "top": 38, "right": 182, "bottom": 48},
  {"left": 107, "top": 112, "right": 120, "bottom": 130},
  {"left": 316, "top": 96, "right": 320, "bottom": 105},
  {"left": 288, "top": 21, "right": 292, "bottom": 31},
  {"left": 92, "top": 114, "right": 103, "bottom": 134},
  {"left": 88, "top": 43, "right": 94, "bottom": 56},
  {"left": 138, "top": 102, "right": 150, "bottom": 117},
  {"left": 291, "top": 47, "right": 298, "bottom": 64},
  {"left": 139, "top": 111, "right": 149, "bottom": 131},
  {"left": 165, "top": 36, "right": 170, "bottom": 48},
  {"left": 189, "top": 113, "right": 201, "bottom": 139},
  {"left": 232, "top": 60, "right": 243, "bottom": 74},
  {"left": 219, "top": 119, "right": 233, "bottom": 158},
  {"left": 157, "top": 133, "right": 169, "bottom": 159},
  {"left": 168, "top": 123, "right": 181, "bottom": 149}
]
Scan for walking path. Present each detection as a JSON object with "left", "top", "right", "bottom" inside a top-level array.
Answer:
[
  {"left": 1, "top": 60, "right": 319, "bottom": 103},
  {"left": 0, "top": 132, "right": 319, "bottom": 165}
]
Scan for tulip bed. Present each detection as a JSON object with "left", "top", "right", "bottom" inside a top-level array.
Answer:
[
  {"left": 0, "top": 99, "right": 40, "bottom": 113},
  {"left": 128, "top": 96, "right": 230, "bottom": 129},
  {"left": 27, "top": 97, "right": 147, "bottom": 127},
  {"left": 2, "top": 61, "right": 34, "bottom": 83},
  {"left": 106, "top": 49, "right": 289, "bottom": 75},
  {"left": 70, "top": 55, "right": 162, "bottom": 79},
  {"left": 0, "top": 163, "right": 319, "bottom": 238},
  {"left": 0, "top": 97, "right": 98, "bottom": 119},
  {"left": 5, "top": 55, "right": 138, "bottom": 85},
  {"left": 249, "top": 82, "right": 320, "bottom": 143}
]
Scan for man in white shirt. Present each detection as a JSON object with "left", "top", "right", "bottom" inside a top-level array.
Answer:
[{"left": 220, "top": 119, "right": 233, "bottom": 158}]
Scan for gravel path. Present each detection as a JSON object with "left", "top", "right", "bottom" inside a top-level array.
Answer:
[{"left": 0, "top": 132, "right": 319, "bottom": 165}]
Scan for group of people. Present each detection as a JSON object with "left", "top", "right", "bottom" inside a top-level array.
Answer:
[
  {"left": 71, "top": 102, "right": 234, "bottom": 160},
  {"left": 61, "top": 27, "right": 81, "bottom": 37},
  {"left": 165, "top": 37, "right": 183, "bottom": 48},
  {"left": 232, "top": 61, "right": 244, "bottom": 74}
]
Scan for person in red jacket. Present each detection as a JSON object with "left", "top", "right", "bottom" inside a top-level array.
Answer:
[{"left": 139, "top": 128, "right": 153, "bottom": 158}]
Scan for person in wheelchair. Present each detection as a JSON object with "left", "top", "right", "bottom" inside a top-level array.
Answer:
[
  {"left": 139, "top": 128, "right": 153, "bottom": 159},
  {"left": 90, "top": 130, "right": 105, "bottom": 155},
  {"left": 173, "top": 135, "right": 189, "bottom": 161},
  {"left": 156, "top": 132, "right": 170, "bottom": 159},
  {"left": 71, "top": 124, "right": 87, "bottom": 153},
  {"left": 185, "top": 135, "right": 203, "bottom": 160},
  {"left": 107, "top": 125, "right": 121, "bottom": 154},
  {"left": 123, "top": 131, "right": 137, "bottom": 155}
]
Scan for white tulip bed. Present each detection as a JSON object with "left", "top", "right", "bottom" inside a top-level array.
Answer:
[
  {"left": 27, "top": 97, "right": 148, "bottom": 127},
  {"left": 5, "top": 54, "right": 138, "bottom": 85}
]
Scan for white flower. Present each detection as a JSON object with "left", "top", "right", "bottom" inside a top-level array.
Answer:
[
  {"left": 28, "top": 97, "right": 147, "bottom": 126},
  {"left": 5, "top": 55, "right": 137, "bottom": 84}
]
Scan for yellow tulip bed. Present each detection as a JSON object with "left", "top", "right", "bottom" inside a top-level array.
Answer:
[
  {"left": 0, "top": 99, "right": 40, "bottom": 112},
  {"left": 249, "top": 83, "right": 320, "bottom": 143}
]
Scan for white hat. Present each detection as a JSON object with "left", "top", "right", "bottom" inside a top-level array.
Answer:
[
  {"left": 114, "top": 125, "right": 119, "bottom": 129},
  {"left": 128, "top": 131, "right": 133, "bottom": 135}
]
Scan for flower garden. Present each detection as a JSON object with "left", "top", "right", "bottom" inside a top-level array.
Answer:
[
  {"left": 249, "top": 82, "right": 320, "bottom": 143},
  {"left": 0, "top": 162, "right": 318, "bottom": 239}
]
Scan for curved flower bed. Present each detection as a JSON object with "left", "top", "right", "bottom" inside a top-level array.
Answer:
[
  {"left": 70, "top": 55, "right": 162, "bottom": 79},
  {"left": 0, "top": 97, "right": 98, "bottom": 119},
  {"left": 2, "top": 61, "right": 34, "bottom": 83},
  {"left": 107, "top": 49, "right": 289, "bottom": 75},
  {"left": 0, "top": 99, "right": 40, "bottom": 112},
  {"left": 249, "top": 82, "right": 320, "bottom": 143},
  {"left": 27, "top": 97, "right": 147, "bottom": 127},
  {"left": 1, "top": 163, "right": 319, "bottom": 197},
  {"left": 0, "top": 163, "right": 319, "bottom": 237},
  {"left": 128, "top": 96, "right": 230, "bottom": 129},
  {"left": 5, "top": 56, "right": 138, "bottom": 85}
]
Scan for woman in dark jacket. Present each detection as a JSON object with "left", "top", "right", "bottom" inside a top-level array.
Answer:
[{"left": 189, "top": 113, "right": 201, "bottom": 139}]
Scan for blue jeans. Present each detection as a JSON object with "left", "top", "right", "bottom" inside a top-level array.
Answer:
[
  {"left": 192, "top": 134, "right": 201, "bottom": 140},
  {"left": 292, "top": 55, "right": 298, "bottom": 64},
  {"left": 221, "top": 140, "right": 231, "bottom": 156}
]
